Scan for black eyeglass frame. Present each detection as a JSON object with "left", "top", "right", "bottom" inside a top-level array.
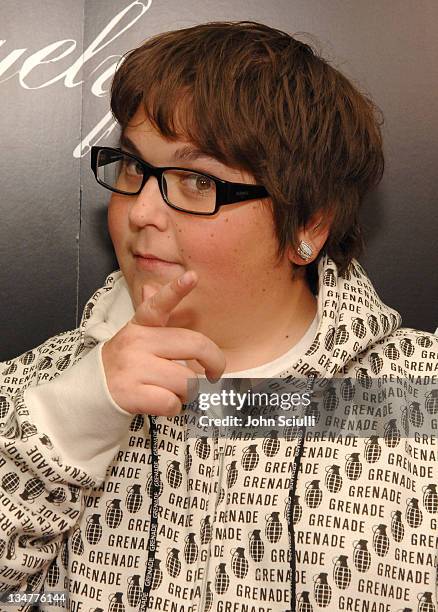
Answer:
[{"left": 90, "top": 146, "right": 270, "bottom": 216}]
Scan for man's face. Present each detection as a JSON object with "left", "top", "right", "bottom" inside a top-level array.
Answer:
[{"left": 108, "top": 106, "right": 292, "bottom": 331}]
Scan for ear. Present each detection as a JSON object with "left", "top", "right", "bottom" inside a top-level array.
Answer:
[{"left": 287, "top": 212, "right": 332, "bottom": 265}]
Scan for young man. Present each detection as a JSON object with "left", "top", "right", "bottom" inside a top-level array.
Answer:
[{"left": 1, "top": 21, "right": 437, "bottom": 612}]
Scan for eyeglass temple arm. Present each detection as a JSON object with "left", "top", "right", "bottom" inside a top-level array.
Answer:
[{"left": 218, "top": 182, "right": 270, "bottom": 205}]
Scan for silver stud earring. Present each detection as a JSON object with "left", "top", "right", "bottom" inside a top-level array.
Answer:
[{"left": 297, "top": 241, "right": 313, "bottom": 261}]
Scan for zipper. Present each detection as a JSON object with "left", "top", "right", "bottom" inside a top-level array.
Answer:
[{"left": 198, "top": 426, "right": 227, "bottom": 611}]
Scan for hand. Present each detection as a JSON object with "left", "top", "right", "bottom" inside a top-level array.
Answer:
[{"left": 101, "top": 271, "right": 226, "bottom": 416}]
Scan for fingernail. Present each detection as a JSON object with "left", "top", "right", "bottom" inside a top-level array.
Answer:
[{"left": 178, "top": 271, "right": 195, "bottom": 287}]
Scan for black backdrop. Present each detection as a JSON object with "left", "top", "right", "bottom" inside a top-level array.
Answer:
[{"left": 1, "top": 0, "right": 437, "bottom": 362}]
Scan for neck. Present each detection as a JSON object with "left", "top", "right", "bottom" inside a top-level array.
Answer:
[{"left": 185, "top": 266, "right": 317, "bottom": 375}]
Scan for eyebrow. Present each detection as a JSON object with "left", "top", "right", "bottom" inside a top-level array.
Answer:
[{"left": 119, "top": 134, "right": 216, "bottom": 164}]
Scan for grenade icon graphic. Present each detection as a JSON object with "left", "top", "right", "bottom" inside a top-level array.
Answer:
[
  {"left": 323, "top": 269, "right": 336, "bottom": 287},
  {"left": 26, "top": 568, "right": 44, "bottom": 592},
  {"left": 106, "top": 499, "right": 123, "bottom": 528},
  {"left": 20, "top": 350, "right": 35, "bottom": 365},
  {"left": 184, "top": 445, "right": 192, "bottom": 472},
  {"left": 166, "top": 548, "right": 181, "bottom": 578},
  {"left": 306, "top": 401, "right": 320, "bottom": 424},
  {"left": 67, "top": 483, "right": 80, "bottom": 503},
  {"left": 423, "top": 484, "right": 438, "bottom": 514},
  {"left": 406, "top": 498, "right": 423, "bottom": 528},
  {"left": 129, "top": 414, "right": 144, "bottom": 432},
  {"left": 146, "top": 471, "right": 163, "bottom": 497},
  {"left": 335, "top": 324, "right": 349, "bottom": 345},
  {"left": 341, "top": 378, "right": 355, "bottom": 401},
  {"left": 401, "top": 407, "right": 409, "bottom": 435},
  {"left": 367, "top": 315, "right": 379, "bottom": 336},
  {"left": 20, "top": 421, "right": 38, "bottom": 442},
  {"left": 391, "top": 510, "right": 405, "bottom": 543},
  {"left": 86, "top": 514, "right": 103, "bottom": 545},
  {"left": 2, "top": 362, "right": 17, "bottom": 376},
  {"left": 56, "top": 354, "right": 71, "bottom": 371},
  {"left": 151, "top": 559, "right": 163, "bottom": 590},
  {"left": 262, "top": 430, "right": 280, "bottom": 457},
  {"left": 356, "top": 368, "right": 372, "bottom": 389},
  {"left": 241, "top": 445, "right": 259, "bottom": 471},
  {"left": 39, "top": 433, "right": 53, "bottom": 449},
  {"left": 353, "top": 540, "right": 371, "bottom": 573},
  {"left": 372, "top": 524, "right": 390, "bottom": 557},
  {"left": 383, "top": 342, "right": 399, "bottom": 360},
  {"left": 127, "top": 575, "right": 142, "bottom": 606},
  {"left": 297, "top": 592, "right": 313, "bottom": 612},
  {"left": 6, "top": 537, "right": 15, "bottom": 560},
  {"left": 19, "top": 477, "right": 45, "bottom": 502},
  {"left": 380, "top": 314, "right": 390, "bottom": 335},
  {"left": 305, "top": 480, "right": 323, "bottom": 508},
  {"left": 417, "top": 335, "right": 433, "bottom": 348},
  {"left": 314, "top": 572, "right": 332, "bottom": 607},
  {"left": 203, "top": 582, "right": 213, "bottom": 612},
  {"left": 71, "top": 527, "right": 84, "bottom": 555},
  {"left": 126, "top": 484, "right": 143, "bottom": 512},
  {"left": 249, "top": 530, "right": 264, "bottom": 562},
  {"left": 45, "top": 487, "right": 67, "bottom": 505},
  {"left": 333, "top": 555, "right": 351, "bottom": 590},
  {"left": 60, "top": 540, "right": 68, "bottom": 569},
  {"left": 37, "top": 355, "right": 53, "bottom": 370},
  {"left": 352, "top": 317, "right": 366, "bottom": 339},
  {"left": 284, "top": 423, "right": 299, "bottom": 440},
  {"left": 384, "top": 419, "right": 400, "bottom": 448},
  {"left": 2, "top": 472, "right": 20, "bottom": 494},
  {"left": 324, "top": 326, "right": 336, "bottom": 351},
  {"left": 166, "top": 460, "right": 183, "bottom": 488},
  {"left": 323, "top": 386, "right": 338, "bottom": 412},
  {"left": 265, "top": 511, "right": 282, "bottom": 543},
  {"left": 214, "top": 563, "right": 230, "bottom": 594},
  {"left": 231, "top": 547, "right": 249, "bottom": 578},
  {"left": 108, "top": 592, "right": 125, "bottom": 612},
  {"left": 184, "top": 533, "right": 199, "bottom": 564},
  {"left": 201, "top": 515, "right": 212, "bottom": 544},
  {"left": 0, "top": 395, "right": 10, "bottom": 418},
  {"left": 291, "top": 495, "right": 302, "bottom": 525},
  {"left": 284, "top": 496, "right": 291, "bottom": 522},
  {"left": 368, "top": 352, "right": 384, "bottom": 375},
  {"left": 0, "top": 539, "right": 5, "bottom": 559},
  {"left": 409, "top": 402, "right": 424, "bottom": 427},
  {"left": 365, "top": 436, "right": 381, "bottom": 463},
  {"left": 325, "top": 465, "right": 342, "bottom": 493},
  {"left": 195, "top": 436, "right": 211, "bottom": 460},
  {"left": 306, "top": 332, "right": 321, "bottom": 356},
  {"left": 425, "top": 390, "right": 438, "bottom": 414},
  {"left": 400, "top": 337, "right": 414, "bottom": 357},
  {"left": 417, "top": 592, "right": 435, "bottom": 612},
  {"left": 46, "top": 559, "right": 60, "bottom": 588},
  {"left": 345, "top": 453, "right": 362, "bottom": 480}
]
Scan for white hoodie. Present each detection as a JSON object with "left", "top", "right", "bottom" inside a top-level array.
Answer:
[{"left": 0, "top": 254, "right": 437, "bottom": 612}]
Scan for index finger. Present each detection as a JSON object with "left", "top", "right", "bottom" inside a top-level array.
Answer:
[{"left": 132, "top": 270, "right": 198, "bottom": 327}]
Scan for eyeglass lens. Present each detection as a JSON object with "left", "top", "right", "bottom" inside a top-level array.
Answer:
[{"left": 96, "top": 149, "right": 216, "bottom": 213}]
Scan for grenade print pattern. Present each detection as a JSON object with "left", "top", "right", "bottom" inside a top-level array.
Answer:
[{"left": 0, "top": 260, "right": 437, "bottom": 611}]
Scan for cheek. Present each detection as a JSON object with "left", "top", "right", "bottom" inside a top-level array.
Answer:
[{"left": 107, "top": 198, "right": 127, "bottom": 251}]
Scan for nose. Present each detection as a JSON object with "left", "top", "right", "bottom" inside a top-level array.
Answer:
[{"left": 128, "top": 175, "right": 169, "bottom": 230}]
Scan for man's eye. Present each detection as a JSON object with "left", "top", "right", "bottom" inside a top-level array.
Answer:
[
  {"left": 123, "top": 160, "right": 143, "bottom": 176},
  {"left": 185, "top": 174, "right": 213, "bottom": 192}
]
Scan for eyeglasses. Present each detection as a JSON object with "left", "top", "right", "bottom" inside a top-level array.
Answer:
[{"left": 90, "top": 146, "right": 269, "bottom": 216}]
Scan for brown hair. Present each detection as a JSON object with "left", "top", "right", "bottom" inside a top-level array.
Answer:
[{"left": 111, "top": 21, "right": 385, "bottom": 290}]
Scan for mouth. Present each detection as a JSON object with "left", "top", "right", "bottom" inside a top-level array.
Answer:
[{"left": 133, "top": 252, "right": 179, "bottom": 269}]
